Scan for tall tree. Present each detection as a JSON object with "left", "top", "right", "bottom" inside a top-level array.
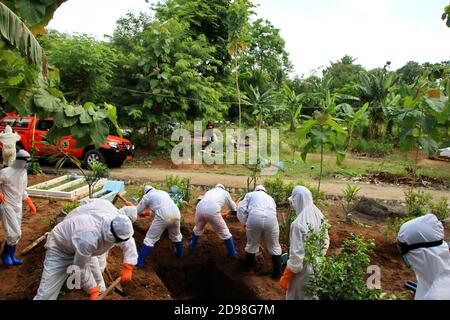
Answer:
[
  {"left": 241, "top": 19, "right": 292, "bottom": 91},
  {"left": 396, "top": 61, "right": 423, "bottom": 85},
  {"left": 128, "top": 19, "right": 227, "bottom": 148},
  {"left": 40, "top": 31, "right": 118, "bottom": 104},
  {"left": 323, "top": 55, "right": 364, "bottom": 92},
  {"left": 226, "top": 0, "right": 253, "bottom": 127},
  {"left": 154, "top": 0, "right": 233, "bottom": 78},
  {"left": 442, "top": 3, "right": 450, "bottom": 27}
]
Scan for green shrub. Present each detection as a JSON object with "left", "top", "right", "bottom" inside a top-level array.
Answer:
[
  {"left": 62, "top": 201, "right": 80, "bottom": 213},
  {"left": 164, "top": 175, "right": 192, "bottom": 206},
  {"left": 431, "top": 197, "right": 450, "bottom": 221},
  {"left": 305, "top": 230, "right": 391, "bottom": 300},
  {"left": 384, "top": 189, "right": 448, "bottom": 239},
  {"left": 404, "top": 188, "right": 433, "bottom": 216},
  {"left": 264, "top": 175, "right": 324, "bottom": 207},
  {"left": 352, "top": 139, "right": 393, "bottom": 157},
  {"left": 341, "top": 184, "right": 361, "bottom": 223},
  {"left": 27, "top": 157, "right": 42, "bottom": 175}
]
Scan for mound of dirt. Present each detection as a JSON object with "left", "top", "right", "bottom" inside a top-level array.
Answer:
[
  {"left": 363, "top": 171, "right": 449, "bottom": 189},
  {"left": 354, "top": 197, "right": 406, "bottom": 220}
]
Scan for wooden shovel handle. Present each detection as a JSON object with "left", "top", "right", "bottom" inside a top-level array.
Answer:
[
  {"left": 21, "top": 232, "right": 49, "bottom": 255},
  {"left": 97, "top": 277, "right": 122, "bottom": 300}
]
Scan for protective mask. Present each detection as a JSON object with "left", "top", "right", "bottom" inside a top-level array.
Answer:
[
  {"left": 11, "top": 160, "right": 26, "bottom": 170},
  {"left": 402, "top": 255, "right": 411, "bottom": 268}
]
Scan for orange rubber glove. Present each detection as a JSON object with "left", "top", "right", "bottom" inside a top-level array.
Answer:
[
  {"left": 279, "top": 267, "right": 295, "bottom": 291},
  {"left": 0, "top": 193, "right": 5, "bottom": 203},
  {"left": 89, "top": 286, "right": 100, "bottom": 300},
  {"left": 120, "top": 263, "right": 133, "bottom": 283},
  {"left": 25, "top": 197, "right": 37, "bottom": 215},
  {"left": 124, "top": 201, "right": 134, "bottom": 206},
  {"left": 139, "top": 209, "right": 152, "bottom": 218}
]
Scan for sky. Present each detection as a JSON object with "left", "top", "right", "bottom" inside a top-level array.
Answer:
[{"left": 47, "top": 0, "right": 450, "bottom": 77}]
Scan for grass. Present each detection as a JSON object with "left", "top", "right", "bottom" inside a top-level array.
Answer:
[
  {"left": 125, "top": 136, "right": 450, "bottom": 184},
  {"left": 39, "top": 177, "right": 74, "bottom": 190}
]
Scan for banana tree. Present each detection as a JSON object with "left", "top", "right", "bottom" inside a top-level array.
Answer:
[
  {"left": 0, "top": 2, "right": 44, "bottom": 67},
  {"left": 242, "top": 84, "right": 274, "bottom": 129},
  {"left": 336, "top": 102, "right": 369, "bottom": 149},
  {"left": 281, "top": 85, "right": 305, "bottom": 131},
  {"left": 0, "top": 1, "right": 121, "bottom": 149},
  {"left": 355, "top": 67, "right": 397, "bottom": 142}
]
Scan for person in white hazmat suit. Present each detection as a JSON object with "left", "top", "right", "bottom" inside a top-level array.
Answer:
[
  {"left": 189, "top": 184, "right": 238, "bottom": 256},
  {"left": 33, "top": 210, "right": 137, "bottom": 300},
  {"left": 65, "top": 198, "right": 138, "bottom": 293},
  {"left": 136, "top": 185, "right": 183, "bottom": 268},
  {"left": 237, "top": 185, "right": 283, "bottom": 279},
  {"left": 0, "top": 149, "right": 37, "bottom": 266},
  {"left": 397, "top": 213, "right": 450, "bottom": 300},
  {"left": 279, "top": 186, "right": 329, "bottom": 300},
  {"left": 0, "top": 125, "right": 21, "bottom": 167}
]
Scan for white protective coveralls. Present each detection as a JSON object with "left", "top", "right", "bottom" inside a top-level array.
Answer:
[
  {"left": 194, "top": 184, "right": 237, "bottom": 240},
  {"left": 0, "top": 125, "right": 21, "bottom": 167},
  {"left": 65, "top": 199, "right": 138, "bottom": 292},
  {"left": 237, "top": 185, "right": 282, "bottom": 256},
  {"left": 34, "top": 213, "right": 136, "bottom": 300},
  {"left": 137, "top": 186, "right": 182, "bottom": 246},
  {"left": 0, "top": 150, "right": 29, "bottom": 245},
  {"left": 285, "top": 186, "right": 329, "bottom": 300},
  {"left": 397, "top": 214, "right": 450, "bottom": 300}
]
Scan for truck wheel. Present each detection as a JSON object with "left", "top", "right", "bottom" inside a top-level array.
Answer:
[{"left": 84, "top": 149, "right": 106, "bottom": 167}]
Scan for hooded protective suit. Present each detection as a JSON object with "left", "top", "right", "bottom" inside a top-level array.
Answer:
[
  {"left": 0, "top": 149, "right": 33, "bottom": 246},
  {"left": 0, "top": 125, "right": 21, "bottom": 167},
  {"left": 283, "top": 186, "right": 329, "bottom": 300},
  {"left": 237, "top": 185, "right": 282, "bottom": 256},
  {"left": 193, "top": 184, "right": 237, "bottom": 240},
  {"left": 65, "top": 199, "right": 138, "bottom": 292},
  {"left": 397, "top": 214, "right": 450, "bottom": 300},
  {"left": 136, "top": 186, "right": 182, "bottom": 247},
  {"left": 34, "top": 211, "right": 135, "bottom": 300}
]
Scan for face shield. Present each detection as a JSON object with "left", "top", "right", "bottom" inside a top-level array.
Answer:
[
  {"left": 12, "top": 150, "right": 31, "bottom": 170},
  {"left": 396, "top": 239, "right": 444, "bottom": 268}
]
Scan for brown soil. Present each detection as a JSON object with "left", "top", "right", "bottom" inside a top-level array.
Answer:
[
  {"left": 0, "top": 175, "right": 422, "bottom": 300},
  {"left": 363, "top": 171, "right": 450, "bottom": 188}
]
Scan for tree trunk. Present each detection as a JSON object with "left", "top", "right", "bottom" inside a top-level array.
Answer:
[
  {"left": 290, "top": 117, "right": 295, "bottom": 132},
  {"left": 147, "top": 125, "right": 157, "bottom": 150},
  {"left": 235, "top": 59, "right": 242, "bottom": 127},
  {"left": 318, "top": 144, "right": 324, "bottom": 192}
]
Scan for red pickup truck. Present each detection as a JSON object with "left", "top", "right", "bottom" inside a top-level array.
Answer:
[{"left": 0, "top": 113, "right": 134, "bottom": 167}]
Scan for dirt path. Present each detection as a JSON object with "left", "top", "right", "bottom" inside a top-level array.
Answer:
[
  {"left": 106, "top": 167, "right": 450, "bottom": 202},
  {"left": 39, "top": 163, "right": 450, "bottom": 202}
]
